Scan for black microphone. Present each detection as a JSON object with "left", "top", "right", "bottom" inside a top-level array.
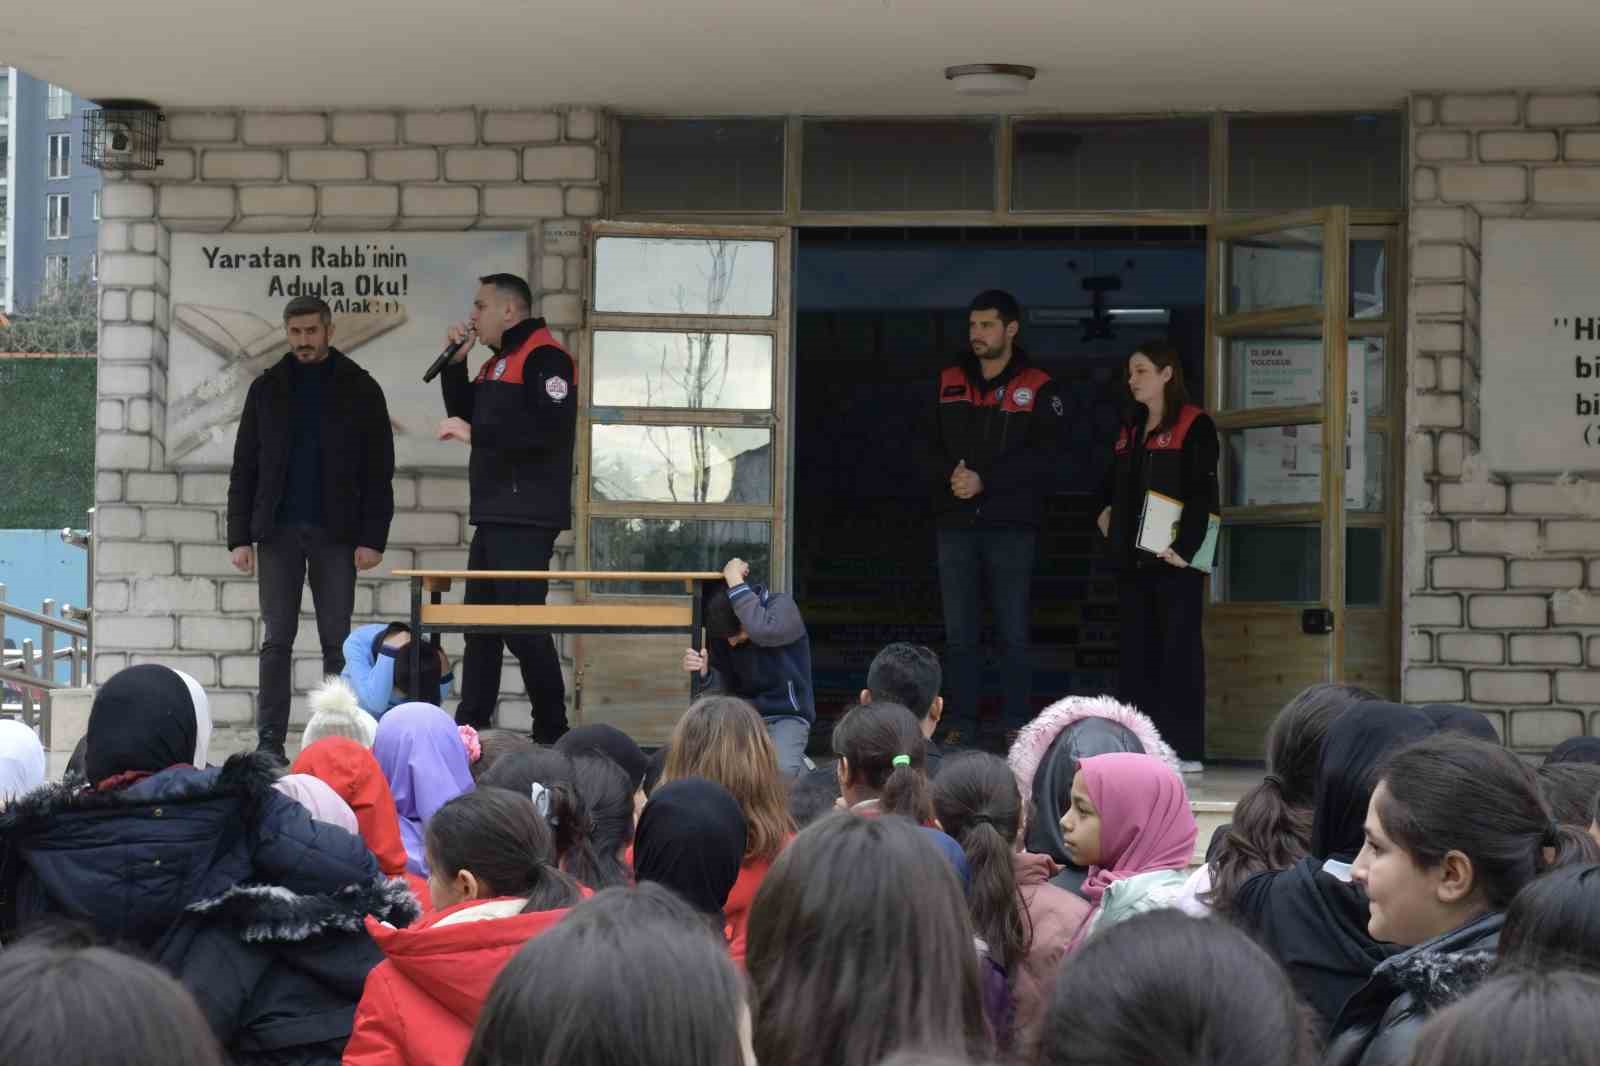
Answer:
[{"left": 423, "top": 333, "right": 474, "bottom": 384}]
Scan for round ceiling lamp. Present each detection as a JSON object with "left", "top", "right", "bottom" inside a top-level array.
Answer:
[{"left": 945, "top": 63, "right": 1037, "bottom": 97}]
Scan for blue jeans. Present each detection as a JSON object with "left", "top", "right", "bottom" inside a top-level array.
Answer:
[
  {"left": 764, "top": 715, "right": 811, "bottom": 777},
  {"left": 937, "top": 526, "right": 1037, "bottom": 740}
]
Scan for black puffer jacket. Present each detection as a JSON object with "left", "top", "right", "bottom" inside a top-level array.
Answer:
[
  {"left": 0, "top": 752, "right": 418, "bottom": 1065},
  {"left": 1325, "top": 911, "right": 1502, "bottom": 1066}
]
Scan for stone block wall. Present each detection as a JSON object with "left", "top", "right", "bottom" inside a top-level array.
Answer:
[
  {"left": 93, "top": 106, "right": 607, "bottom": 733},
  {"left": 1407, "top": 90, "right": 1600, "bottom": 749}
]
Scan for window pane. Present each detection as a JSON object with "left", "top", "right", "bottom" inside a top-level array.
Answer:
[
  {"left": 1358, "top": 336, "right": 1386, "bottom": 417},
  {"left": 590, "top": 518, "right": 770, "bottom": 596},
  {"left": 619, "top": 119, "right": 785, "bottom": 213},
  {"left": 1226, "top": 334, "right": 1325, "bottom": 409},
  {"left": 592, "top": 330, "right": 772, "bottom": 409},
  {"left": 1354, "top": 430, "right": 1386, "bottom": 512},
  {"left": 591, "top": 424, "right": 771, "bottom": 504},
  {"left": 1215, "top": 524, "right": 1321, "bottom": 602},
  {"left": 1225, "top": 426, "right": 1323, "bottom": 507},
  {"left": 1227, "top": 113, "right": 1403, "bottom": 211},
  {"left": 1012, "top": 118, "right": 1210, "bottom": 211},
  {"left": 1346, "top": 526, "right": 1384, "bottom": 607},
  {"left": 1224, "top": 224, "right": 1322, "bottom": 313},
  {"left": 594, "top": 237, "right": 775, "bottom": 316},
  {"left": 802, "top": 120, "right": 994, "bottom": 211},
  {"left": 1350, "top": 239, "right": 1386, "bottom": 318}
]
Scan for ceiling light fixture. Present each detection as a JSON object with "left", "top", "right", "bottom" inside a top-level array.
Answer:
[{"left": 945, "top": 63, "right": 1037, "bottom": 97}]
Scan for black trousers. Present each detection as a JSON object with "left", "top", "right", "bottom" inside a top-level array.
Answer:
[
  {"left": 1117, "top": 563, "right": 1206, "bottom": 762},
  {"left": 456, "top": 523, "right": 568, "bottom": 742},
  {"left": 257, "top": 525, "right": 356, "bottom": 745}
]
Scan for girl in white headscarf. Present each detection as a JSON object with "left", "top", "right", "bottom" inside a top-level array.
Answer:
[{"left": 0, "top": 719, "right": 47, "bottom": 805}]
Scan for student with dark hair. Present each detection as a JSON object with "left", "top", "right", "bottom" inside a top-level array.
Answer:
[
  {"left": 1039, "top": 910, "right": 1316, "bottom": 1066},
  {"left": 340, "top": 621, "right": 453, "bottom": 717},
  {"left": 746, "top": 813, "right": 991, "bottom": 1066},
  {"left": 344, "top": 789, "right": 582, "bottom": 1066},
  {"left": 661, "top": 696, "right": 798, "bottom": 962},
  {"left": 634, "top": 777, "right": 748, "bottom": 925},
  {"left": 0, "top": 941, "right": 228, "bottom": 1066},
  {"left": 1327, "top": 733, "right": 1585, "bottom": 1066},
  {"left": 1182, "top": 682, "right": 1374, "bottom": 915},
  {"left": 1231, "top": 701, "right": 1437, "bottom": 1034},
  {"left": 557, "top": 723, "right": 650, "bottom": 818},
  {"left": 1418, "top": 704, "right": 1499, "bottom": 742},
  {"left": 928, "top": 289, "right": 1065, "bottom": 750},
  {"left": 682, "top": 556, "right": 815, "bottom": 777},
  {"left": 1097, "top": 340, "right": 1219, "bottom": 770},
  {"left": 933, "top": 752, "right": 1090, "bottom": 1053},
  {"left": 437, "top": 272, "right": 576, "bottom": 744},
  {"left": 1544, "top": 735, "right": 1600, "bottom": 765},
  {"left": 833, "top": 700, "right": 934, "bottom": 824},
  {"left": 1497, "top": 862, "right": 1600, "bottom": 975},
  {"left": 643, "top": 744, "right": 670, "bottom": 796},
  {"left": 861, "top": 642, "right": 946, "bottom": 775},
  {"left": 229, "top": 294, "right": 396, "bottom": 760},
  {"left": 471, "top": 729, "right": 537, "bottom": 783},
  {"left": 1535, "top": 760, "right": 1600, "bottom": 834},
  {"left": 1408, "top": 971, "right": 1600, "bottom": 1066},
  {"left": 1006, "top": 693, "right": 1176, "bottom": 896},
  {"left": 568, "top": 754, "right": 636, "bottom": 889},
  {"left": 466, "top": 883, "right": 752, "bottom": 1066},
  {"left": 789, "top": 763, "right": 843, "bottom": 827},
  {"left": 477, "top": 747, "right": 603, "bottom": 887}
]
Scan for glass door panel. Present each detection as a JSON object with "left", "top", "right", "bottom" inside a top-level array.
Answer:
[{"left": 1222, "top": 221, "right": 1324, "bottom": 314}]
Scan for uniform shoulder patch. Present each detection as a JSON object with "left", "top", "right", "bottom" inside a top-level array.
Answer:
[
  {"left": 1051, "top": 395, "right": 1065, "bottom": 416},
  {"left": 544, "top": 376, "right": 569, "bottom": 401}
]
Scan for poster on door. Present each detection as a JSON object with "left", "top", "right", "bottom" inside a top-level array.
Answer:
[{"left": 1235, "top": 339, "right": 1368, "bottom": 508}]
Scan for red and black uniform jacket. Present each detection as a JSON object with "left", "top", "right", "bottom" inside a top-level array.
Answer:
[
  {"left": 927, "top": 350, "right": 1066, "bottom": 528},
  {"left": 1099, "top": 403, "right": 1220, "bottom": 570},
  {"left": 440, "top": 317, "right": 577, "bottom": 530}
]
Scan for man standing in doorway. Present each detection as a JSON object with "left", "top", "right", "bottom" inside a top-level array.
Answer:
[
  {"left": 228, "top": 295, "right": 395, "bottom": 760},
  {"left": 929, "top": 290, "right": 1064, "bottom": 751},
  {"left": 437, "top": 274, "right": 575, "bottom": 743}
]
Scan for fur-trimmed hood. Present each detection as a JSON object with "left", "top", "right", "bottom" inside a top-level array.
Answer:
[
  {"left": 1007, "top": 694, "right": 1178, "bottom": 804},
  {"left": 189, "top": 875, "right": 418, "bottom": 944},
  {"left": 0, "top": 748, "right": 283, "bottom": 825}
]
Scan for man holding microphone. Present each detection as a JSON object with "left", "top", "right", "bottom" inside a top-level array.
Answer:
[{"left": 436, "top": 273, "right": 576, "bottom": 743}]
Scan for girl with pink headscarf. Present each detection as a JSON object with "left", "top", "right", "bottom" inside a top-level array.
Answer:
[{"left": 1060, "top": 752, "right": 1198, "bottom": 950}]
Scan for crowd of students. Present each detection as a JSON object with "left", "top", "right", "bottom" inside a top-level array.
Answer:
[{"left": 2, "top": 646, "right": 1600, "bottom": 1066}]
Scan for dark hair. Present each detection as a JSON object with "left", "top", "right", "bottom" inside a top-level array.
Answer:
[
  {"left": 968, "top": 289, "right": 1021, "bottom": 326},
  {"left": 1130, "top": 341, "right": 1191, "bottom": 431},
  {"left": 932, "top": 752, "right": 1030, "bottom": 970},
  {"left": 466, "top": 884, "right": 746, "bottom": 1066},
  {"left": 746, "top": 813, "right": 990, "bottom": 1066},
  {"left": 375, "top": 624, "right": 444, "bottom": 703},
  {"left": 1376, "top": 734, "right": 1579, "bottom": 911},
  {"left": 477, "top": 748, "right": 601, "bottom": 883},
  {"left": 1207, "top": 682, "right": 1374, "bottom": 912},
  {"left": 704, "top": 589, "right": 742, "bottom": 645},
  {"left": 1498, "top": 863, "right": 1600, "bottom": 976},
  {"left": 866, "top": 643, "right": 942, "bottom": 720},
  {"left": 1410, "top": 971, "right": 1600, "bottom": 1066},
  {"left": 643, "top": 745, "right": 669, "bottom": 796},
  {"left": 0, "top": 941, "right": 227, "bottom": 1066},
  {"left": 832, "top": 701, "right": 932, "bottom": 823},
  {"left": 282, "top": 294, "right": 332, "bottom": 325},
  {"left": 789, "top": 763, "right": 842, "bottom": 827},
  {"left": 568, "top": 755, "right": 635, "bottom": 890},
  {"left": 1040, "top": 911, "right": 1316, "bottom": 1066},
  {"left": 478, "top": 272, "right": 533, "bottom": 313},
  {"left": 663, "top": 696, "right": 795, "bottom": 862},
  {"left": 1536, "top": 762, "right": 1600, "bottom": 829},
  {"left": 473, "top": 729, "right": 536, "bottom": 783},
  {"left": 425, "top": 788, "right": 581, "bottom": 912}
]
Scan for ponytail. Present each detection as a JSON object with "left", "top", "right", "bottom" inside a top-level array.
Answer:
[
  {"left": 479, "top": 748, "right": 603, "bottom": 890},
  {"left": 833, "top": 702, "right": 933, "bottom": 824},
  {"left": 932, "top": 752, "right": 1031, "bottom": 970},
  {"left": 425, "top": 789, "right": 581, "bottom": 910},
  {"left": 567, "top": 754, "right": 636, "bottom": 890},
  {"left": 1205, "top": 774, "right": 1311, "bottom": 913}
]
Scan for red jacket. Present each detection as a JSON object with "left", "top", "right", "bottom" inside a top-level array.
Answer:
[
  {"left": 343, "top": 898, "right": 571, "bottom": 1066},
  {"left": 723, "top": 834, "right": 794, "bottom": 964}
]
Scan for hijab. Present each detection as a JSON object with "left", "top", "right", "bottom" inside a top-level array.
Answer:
[
  {"left": 0, "top": 719, "right": 47, "bottom": 803},
  {"left": 84, "top": 664, "right": 199, "bottom": 787},
  {"left": 292, "top": 737, "right": 410, "bottom": 877},
  {"left": 273, "top": 773, "right": 360, "bottom": 835},
  {"left": 174, "top": 669, "right": 213, "bottom": 768},
  {"left": 635, "top": 777, "right": 748, "bottom": 915},
  {"left": 1545, "top": 736, "right": 1600, "bottom": 766},
  {"left": 1420, "top": 704, "right": 1499, "bottom": 744},
  {"left": 556, "top": 724, "right": 649, "bottom": 791},
  {"left": 1077, "top": 752, "right": 1198, "bottom": 906},
  {"left": 1308, "top": 702, "right": 1437, "bottom": 864},
  {"left": 372, "top": 702, "right": 474, "bottom": 875}
]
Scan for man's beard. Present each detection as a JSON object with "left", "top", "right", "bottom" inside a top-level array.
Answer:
[{"left": 973, "top": 343, "right": 1005, "bottom": 360}]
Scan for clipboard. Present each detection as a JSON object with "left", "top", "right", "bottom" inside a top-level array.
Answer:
[{"left": 1136, "top": 490, "right": 1220, "bottom": 574}]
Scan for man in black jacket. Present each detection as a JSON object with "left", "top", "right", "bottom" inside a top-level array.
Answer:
[
  {"left": 228, "top": 295, "right": 394, "bottom": 759},
  {"left": 437, "top": 273, "right": 575, "bottom": 742},
  {"left": 929, "top": 289, "right": 1065, "bottom": 751}
]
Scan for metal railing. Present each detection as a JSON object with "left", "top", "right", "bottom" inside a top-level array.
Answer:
[{"left": 0, "top": 513, "right": 94, "bottom": 732}]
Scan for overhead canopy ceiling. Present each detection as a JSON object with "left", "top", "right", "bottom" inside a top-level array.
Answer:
[{"left": 7, "top": 0, "right": 1597, "bottom": 115}]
